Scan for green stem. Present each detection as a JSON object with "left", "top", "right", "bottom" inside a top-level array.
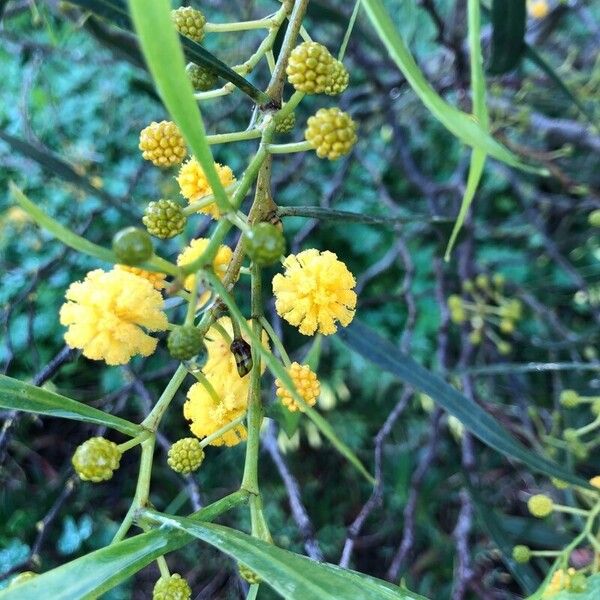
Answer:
[
  {"left": 206, "top": 129, "right": 262, "bottom": 145},
  {"left": 338, "top": 0, "right": 362, "bottom": 61},
  {"left": 200, "top": 413, "right": 246, "bottom": 448},
  {"left": 184, "top": 275, "right": 200, "bottom": 326},
  {"left": 156, "top": 556, "right": 170, "bottom": 578},
  {"left": 190, "top": 369, "right": 221, "bottom": 404},
  {"left": 267, "top": 140, "right": 312, "bottom": 154},
  {"left": 117, "top": 431, "right": 151, "bottom": 453},
  {"left": 205, "top": 18, "right": 272, "bottom": 32},
  {"left": 141, "top": 365, "right": 188, "bottom": 431},
  {"left": 260, "top": 316, "right": 291, "bottom": 366}
]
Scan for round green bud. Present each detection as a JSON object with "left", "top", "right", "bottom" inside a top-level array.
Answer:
[
  {"left": 72, "top": 437, "right": 121, "bottom": 482},
  {"left": 499, "top": 319, "right": 515, "bottom": 334},
  {"left": 9, "top": 571, "right": 38, "bottom": 588},
  {"left": 112, "top": 227, "right": 153, "bottom": 265},
  {"left": 274, "top": 110, "right": 296, "bottom": 134},
  {"left": 475, "top": 274, "right": 489, "bottom": 290},
  {"left": 493, "top": 273, "right": 505, "bottom": 289},
  {"left": 462, "top": 279, "right": 474, "bottom": 293},
  {"left": 512, "top": 545, "right": 531, "bottom": 563},
  {"left": 171, "top": 7, "right": 206, "bottom": 43},
  {"left": 152, "top": 573, "right": 192, "bottom": 600},
  {"left": 143, "top": 199, "right": 187, "bottom": 239},
  {"left": 286, "top": 41, "right": 334, "bottom": 94},
  {"left": 186, "top": 63, "right": 218, "bottom": 91},
  {"left": 559, "top": 389, "right": 580, "bottom": 409},
  {"left": 243, "top": 222, "right": 286, "bottom": 266},
  {"left": 167, "top": 326, "right": 207, "bottom": 361},
  {"left": 469, "top": 329, "right": 482, "bottom": 345},
  {"left": 447, "top": 294, "right": 463, "bottom": 310},
  {"left": 588, "top": 209, "right": 600, "bottom": 228},
  {"left": 239, "top": 563, "right": 261, "bottom": 585},
  {"left": 325, "top": 59, "right": 349, "bottom": 96},
  {"left": 563, "top": 428, "right": 579, "bottom": 443},
  {"left": 305, "top": 107, "right": 357, "bottom": 160},
  {"left": 168, "top": 437, "right": 205, "bottom": 474},
  {"left": 527, "top": 494, "right": 554, "bottom": 518},
  {"left": 551, "top": 477, "right": 569, "bottom": 490},
  {"left": 496, "top": 340, "right": 512, "bottom": 356}
]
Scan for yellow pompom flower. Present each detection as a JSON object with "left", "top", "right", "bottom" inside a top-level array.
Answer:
[
  {"left": 272, "top": 249, "right": 357, "bottom": 336},
  {"left": 176, "top": 238, "right": 235, "bottom": 294},
  {"left": 184, "top": 375, "right": 249, "bottom": 446},
  {"left": 114, "top": 265, "right": 167, "bottom": 291},
  {"left": 176, "top": 157, "right": 236, "bottom": 219},
  {"left": 590, "top": 475, "right": 600, "bottom": 489},
  {"left": 60, "top": 269, "right": 168, "bottom": 365},
  {"left": 528, "top": 0, "right": 550, "bottom": 20},
  {"left": 275, "top": 362, "right": 320, "bottom": 412},
  {"left": 543, "top": 568, "right": 577, "bottom": 597}
]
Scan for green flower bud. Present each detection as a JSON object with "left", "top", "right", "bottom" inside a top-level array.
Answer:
[
  {"left": 168, "top": 437, "right": 205, "bottom": 474},
  {"left": 527, "top": 494, "right": 553, "bottom": 518},
  {"left": 72, "top": 437, "right": 121, "bottom": 482},
  {"left": 153, "top": 573, "right": 192, "bottom": 600}
]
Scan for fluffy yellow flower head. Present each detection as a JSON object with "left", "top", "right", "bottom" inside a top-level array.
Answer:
[
  {"left": 272, "top": 249, "right": 357, "bottom": 336},
  {"left": 177, "top": 157, "right": 235, "bottom": 219},
  {"left": 184, "top": 375, "right": 248, "bottom": 447},
  {"left": 275, "top": 362, "right": 320, "bottom": 412},
  {"left": 543, "top": 568, "right": 576, "bottom": 597},
  {"left": 60, "top": 269, "right": 168, "bottom": 365},
  {"left": 528, "top": 0, "right": 550, "bottom": 20},
  {"left": 590, "top": 475, "right": 600, "bottom": 489},
  {"left": 114, "top": 265, "right": 166, "bottom": 291},
  {"left": 176, "top": 238, "right": 235, "bottom": 293}
]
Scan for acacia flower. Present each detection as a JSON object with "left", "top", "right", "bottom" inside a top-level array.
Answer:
[
  {"left": 275, "top": 362, "right": 320, "bottom": 412},
  {"left": 176, "top": 238, "right": 234, "bottom": 293},
  {"left": 60, "top": 269, "right": 168, "bottom": 365},
  {"left": 114, "top": 265, "right": 167, "bottom": 290},
  {"left": 176, "top": 157, "right": 235, "bottom": 219},
  {"left": 272, "top": 249, "right": 356, "bottom": 335},
  {"left": 184, "top": 374, "right": 248, "bottom": 447}
]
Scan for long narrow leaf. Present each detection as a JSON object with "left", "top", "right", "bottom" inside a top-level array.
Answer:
[
  {"left": 127, "top": 0, "right": 234, "bottom": 215},
  {"left": 142, "top": 511, "right": 428, "bottom": 600},
  {"left": 339, "top": 321, "right": 590, "bottom": 488},
  {"left": 0, "top": 374, "right": 142, "bottom": 437},
  {"left": 445, "top": 0, "right": 489, "bottom": 259},
  {"left": 68, "top": 0, "right": 269, "bottom": 103},
  {"left": 361, "top": 0, "right": 543, "bottom": 174},
  {"left": 0, "top": 492, "right": 247, "bottom": 600},
  {"left": 488, "top": 0, "right": 526, "bottom": 74}
]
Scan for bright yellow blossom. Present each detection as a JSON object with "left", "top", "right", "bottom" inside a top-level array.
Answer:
[
  {"left": 272, "top": 249, "right": 356, "bottom": 336},
  {"left": 114, "top": 265, "right": 167, "bottom": 291},
  {"left": 590, "top": 475, "right": 600, "bottom": 489},
  {"left": 275, "top": 362, "right": 320, "bottom": 412},
  {"left": 184, "top": 375, "right": 248, "bottom": 447},
  {"left": 59, "top": 269, "right": 168, "bottom": 365},
  {"left": 528, "top": 0, "right": 550, "bottom": 20},
  {"left": 176, "top": 157, "right": 235, "bottom": 219},
  {"left": 176, "top": 238, "right": 235, "bottom": 293},
  {"left": 543, "top": 568, "right": 576, "bottom": 597}
]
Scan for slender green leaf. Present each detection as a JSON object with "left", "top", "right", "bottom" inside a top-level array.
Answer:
[
  {"left": 0, "top": 130, "right": 125, "bottom": 213},
  {"left": 206, "top": 273, "right": 375, "bottom": 484},
  {"left": 10, "top": 183, "right": 179, "bottom": 276},
  {"left": 142, "top": 510, "right": 428, "bottom": 600},
  {"left": 445, "top": 0, "right": 489, "bottom": 259},
  {"left": 68, "top": 0, "right": 268, "bottom": 103},
  {"left": 338, "top": 321, "right": 590, "bottom": 488},
  {"left": 0, "top": 374, "right": 142, "bottom": 437},
  {"left": 469, "top": 484, "right": 539, "bottom": 594},
  {"left": 524, "top": 46, "right": 598, "bottom": 128},
  {"left": 488, "top": 0, "right": 526, "bottom": 74},
  {"left": 0, "top": 493, "right": 247, "bottom": 600},
  {"left": 361, "top": 0, "right": 543, "bottom": 174},
  {"left": 127, "top": 0, "right": 235, "bottom": 215}
]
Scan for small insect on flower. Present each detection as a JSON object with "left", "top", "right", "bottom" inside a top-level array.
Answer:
[
  {"left": 177, "top": 157, "right": 236, "bottom": 219},
  {"left": 60, "top": 269, "right": 168, "bottom": 365},
  {"left": 273, "top": 249, "right": 357, "bottom": 336}
]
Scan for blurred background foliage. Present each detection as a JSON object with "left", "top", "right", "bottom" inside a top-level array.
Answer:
[{"left": 1, "top": 0, "right": 599, "bottom": 598}]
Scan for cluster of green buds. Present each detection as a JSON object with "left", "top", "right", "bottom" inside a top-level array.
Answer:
[
  {"left": 511, "top": 476, "right": 600, "bottom": 596},
  {"left": 448, "top": 274, "right": 523, "bottom": 355},
  {"left": 556, "top": 389, "right": 600, "bottom": 461}
]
